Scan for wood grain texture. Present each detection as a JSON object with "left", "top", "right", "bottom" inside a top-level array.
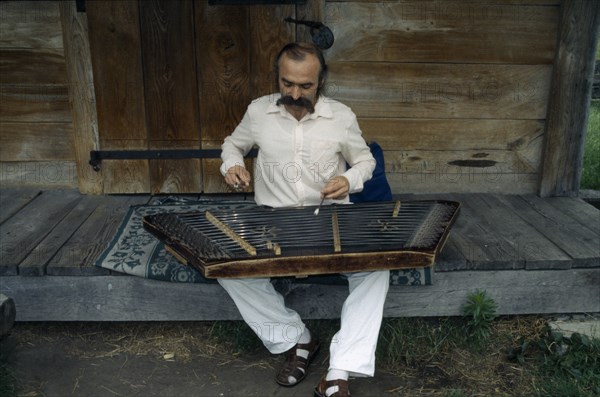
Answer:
[
  {"left": 172, "top": 110, "right": 546, "bottom": 195},
  {"left": 150, "top": 158, "right": 202, "bottom": 194},
  {"left": 46, "top": 195, "right": 149, "bottom": 276},
  {"left": 59, "top": 0, "right": 103, "bottom": 195},
  {"left": 0, "top": 122, "right": 74, "bottom": 161},
  {"left": 101, "top": 160, "right": 150, "bottom": 194},
  {"left": 328, "top": 62, "right": 551, "bottom": 119},
  {"left": 544, "top": 197, "right": 600, "bottom": 237},
  {"left": 140, "top": 0, "right": 199, "bottom": 142},
  {"left": 464, "top": 194, "right": 572, "bottom": 270},
  {"left": 361, "top": 118, "right": 544, "bottom": 193},
  {"left": 196, "top": 3, "right": 252, "bottom": 193},
  {"left": 384, "top": 148, "right": 539, "bottom": 175},
  {"left": 0, "top": 161, "right": 78, "bottom": 188},
  {"left": 139, "top": 0, "right": 201, "bottom": 193},
  {"left": 0, "top": 49, "right": 67, "bottom": 85},
  {"left": 196, "top": 3, "right": 250, "bottom": 143},
  {"left": 0, "top": 1, "right": 63, "bottom": 50},
  {"left": 0, "top": 188, "right": 41, "bottom": 225},
  {"left": 87, "top": 0, "right": 146, "bottom": 142},
  {"left": 0, "top": 1, "right": 73, "bottom": 195},
  {"left": 0, "top": 4, "right": 70, "bottom": 125},
  {"left": 325, "top": 2, "right": 559, "bottom": 64},
  {"left": 0, "top": 190, "right": 82, "bottom": 275},
  {"left": 497, "top": 194, "right": 600, "bottom": 267},
  {"left": 433, "top": 236, "right": 467, "bottom": 271},
  {"left": 442, "top": 193, "right": 526, "bottom": 269},
  {"left": 539, "top": 0, "right": 600, "bottom": 196},
  {"left": 19, "top": 195, "right": 103, "bottom": 276},
  {"left": 86, "top": 0, "right": 149, "bottom": 193},
  {"left": 359, "top": 118, "right": 545, "bottom": 151},
  {"left": 386, "top": 167, "right": 537, "bottom": 194},
  {"left": 249, "top": 5, "right": 296, "bottom": 98},
  {"left": 2, "top": 269, "right": 597, "bottom": 321},
  {"left": 0, "top": 83, "right": 70, "bottom": 122}
]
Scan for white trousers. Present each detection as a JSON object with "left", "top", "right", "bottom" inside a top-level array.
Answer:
[{"left": 218, "top": 270, "right": 389, "bottom": 377}]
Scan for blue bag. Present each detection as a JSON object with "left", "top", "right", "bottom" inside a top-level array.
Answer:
[{"left": 349, "top": 141, "right": 393, "bottom": 203}]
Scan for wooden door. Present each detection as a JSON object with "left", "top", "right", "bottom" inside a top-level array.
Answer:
[{"left": 86, "top": 0, "right": 310, "bottom": 194}]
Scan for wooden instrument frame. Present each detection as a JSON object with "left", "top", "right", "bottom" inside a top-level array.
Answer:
[{"left": 143, "top": 200, "right": 461, "bottom": 279}]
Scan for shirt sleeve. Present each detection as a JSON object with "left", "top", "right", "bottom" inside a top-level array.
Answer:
[
  {"left": 341, "top": 115, "right": 376, "bottom": 194},
  {"left": 220, "top": 108, "right": 255, "bottom": 176}
]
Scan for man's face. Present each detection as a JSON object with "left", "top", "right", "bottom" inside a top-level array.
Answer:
[{"left": 277, "top": 53, "right": 321, "bottom": 116}]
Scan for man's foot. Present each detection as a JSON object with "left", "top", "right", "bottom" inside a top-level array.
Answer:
[
  {"left": 275, "top": 335, "right": 320, "bottom": 387},
  {"left": 314, "top": 375, "right": 350, "bottom": 397}
]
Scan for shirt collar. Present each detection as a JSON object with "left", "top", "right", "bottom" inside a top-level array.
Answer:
[{"left": 266, "top": 94, "right": 333, "bottom": 120}]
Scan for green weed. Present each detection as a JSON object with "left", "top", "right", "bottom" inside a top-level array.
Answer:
[
  {"left": 508, "top": 326, "right": 600, "bottom": 397},
  {"left": 582, "top": 100, "right": 599, "bottom": 190},
  {"left": 205, "top": 312, "right": 599, "bottom": 397},
  {"left": 462, "top": 290, "right": 498, "bottom": 345},
  {"left": 0, "top": 363, "right": 16, "bottom": 397}
]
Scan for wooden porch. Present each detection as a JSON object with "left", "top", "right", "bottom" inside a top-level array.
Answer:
[{"left": 0, "top": 188, "right": 598, "bottom": 322}]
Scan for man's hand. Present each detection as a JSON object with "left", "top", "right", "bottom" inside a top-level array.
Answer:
[
  {"left": 321, "top": 176, "right": 349, "bottom": 200},
  {"left": 225, "top": 165, "right": 251, "bottom": 190}
]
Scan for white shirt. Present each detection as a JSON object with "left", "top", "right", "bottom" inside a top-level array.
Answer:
[{"left": 220, "top": 94, "right": 376, "bottom": 208}]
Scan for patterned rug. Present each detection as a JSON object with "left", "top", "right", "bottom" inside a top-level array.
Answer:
[{"left": 95, "top": 197, "right": 432, "bottom": 286}]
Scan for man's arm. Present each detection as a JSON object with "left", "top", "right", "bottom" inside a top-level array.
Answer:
[
  {"left": 220, "top": 110, "right": 255, "bottom": 189},
  {"left": 340, "top": 116, "right": 376, "bottom": 194},
  {"left": 320, "top": 115, "right": 375, "bottom": 200}
]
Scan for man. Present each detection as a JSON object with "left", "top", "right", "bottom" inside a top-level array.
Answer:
[{"left": 219, "top": 42, "right": 389, "bottom": 397}]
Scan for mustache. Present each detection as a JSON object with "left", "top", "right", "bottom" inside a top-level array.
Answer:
[{"left": 276, "top": 96, "right": 315, "bottom": 113}]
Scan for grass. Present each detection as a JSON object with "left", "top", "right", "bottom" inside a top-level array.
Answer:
[
  {"left": 582, "top": 38, "right": 598, "bottom": 190},
  {"left": 511, "top": 326, "right": 600, "bottom": 397},
  {"left": 582, "top": 100, "right": 599, "bottom": 190},
  {"left": 6, "top": 313, "right": 599, "bottom": 397},
  {"left": 205, "top": 291, "right": 600, "bottom": 397},
  {"left": 208, "top": 317, "right": 600, "bottom": 397},
  {"left": 0, "top": 364, "right": 17, "bottom": 397}
]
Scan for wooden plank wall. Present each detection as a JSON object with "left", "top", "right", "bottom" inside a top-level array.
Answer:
[
  {"left": 86, "top": 0, "right": 149, "bottom": 194},
  {"left": 0, "top": 0, "right": 300, "bottom": 193},
  {"left": 84, "top": 0, "right": 560, "bottom": 194},
  {"left": 59, "top": 1, "right": 103, "bottom": 194},
  {"left": 197, "top": 3, "right": 296, "bottom": 193},
  {"left": 85, "top": 1, "right": 296, "bottom": 193},
  {"left": 0, "top": 1, "right": 76, "bottom": 188},
  {"left": 539, "top": 0, "right": 600, "bottom": 197},
  {"left": 2, "top": 0, "right": 565, "bottom": 195},
  {"left": 324, "top": 0, "right": 560, "bottom": 194}
]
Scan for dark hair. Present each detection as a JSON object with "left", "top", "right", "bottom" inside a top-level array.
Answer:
[{"left": 274, "top": 42, "right": 328, "bottom": 92}]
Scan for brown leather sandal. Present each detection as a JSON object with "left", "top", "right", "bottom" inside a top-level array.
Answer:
[
  {"left": 314, "top": 376, "right": 351, "bottom": 397},
  {"left": 275, "top": 336, "right": 320, "bottom": 387}
]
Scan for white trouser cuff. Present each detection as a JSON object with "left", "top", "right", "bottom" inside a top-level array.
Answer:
[{"left": 218, "top": 277, "right": 305, "bottom": 354}]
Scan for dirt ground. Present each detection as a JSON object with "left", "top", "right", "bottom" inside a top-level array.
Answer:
[
  {"left": 0, "top": 322, "right": 431, "bottom": 397},
  {"left": 3, "top": 315, "right": 599, "bottom": 397},
  {"left": 5, "top": 315, "right": 587, "bottom": 397}
]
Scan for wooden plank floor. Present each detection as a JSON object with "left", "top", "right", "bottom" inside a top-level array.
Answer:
[{"left": 0, "top": 188, "right": 598, "bottom": 320}]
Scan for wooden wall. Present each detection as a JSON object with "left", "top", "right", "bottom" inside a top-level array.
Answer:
[
  {"left": 4, "top": 0, "right": 595, "bottom": 196},
  {"left": 324, "top": 0, "right": 559, "bottom": 193},
  {"left": 83, "top": 0, "right": 300, "bottom": 193},
  {"left": 79, "top": 0, "right": 562, "bottom": 194},
  {"left": 0, "top": 1, "right": 77, "bottom": 188}
]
